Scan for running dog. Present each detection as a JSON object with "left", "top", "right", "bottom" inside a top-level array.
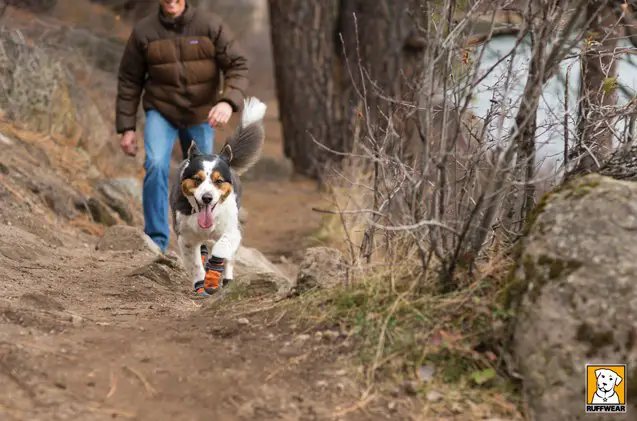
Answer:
[{"left": 169, "top": 97, "right": 266, "bottom": 296}]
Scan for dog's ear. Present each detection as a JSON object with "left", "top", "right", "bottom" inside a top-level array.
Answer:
[
  {"left": 595, "top": 369, "right": 604, "bottom": 378},
  {"left": 187, "top": 140, "right": 202, "bottom": 159},
  {"left": 220, "top": 144, "right": 233, "bottom": 163},
  {"left": 615, "top": 372, "right": 623, "bottom": 386}
]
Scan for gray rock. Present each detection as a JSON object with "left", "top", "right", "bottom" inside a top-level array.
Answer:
[
  {"left": 198, "top": 247, "right": 295, "bottom": 299},
  {"left": 510, "top": 174, "right": 637, "bottom": 421},
  {"left": 96, "top": 225, "right": 161, "bottom": 255},
  {"left": 240, "top": 156, "right": 293, "bottom": 182},
  {"left": 106, "top": 177, "right": 143, "bottom": 204},
  {"left": 126, "top": 254, "right": 187, "bottom": 287},
  {"left": 233, "top": 269, "right": 293, "bottom": 300},
  {"left": 295, "top": 247, "right": 347, "bottom": 293},
  {"left": 85, "top": 197, "right": 118, "bottom": 227},
  {"left": 95, "top": 179, "right": 134, "bottom": 224},
  {"left": 234, "top": 246, "right": 289, "bottom": 280},
  {"left": 27, "top": 176, "right": 81, "bottom": 220}
]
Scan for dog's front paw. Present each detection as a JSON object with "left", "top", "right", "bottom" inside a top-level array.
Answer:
[
  {"left": 193, "top": 280, "right": 219, "bottom": 297},
  {"left": 194, "top": 255, "right": 227, "bottom": 297}
]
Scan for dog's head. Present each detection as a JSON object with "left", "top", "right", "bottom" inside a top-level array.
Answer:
[
  {"left": 179, "top": 141, "right": 234, "bottom": 229},
  {"left": 595, "top": 368, "right": 622, "bottom": 393}
]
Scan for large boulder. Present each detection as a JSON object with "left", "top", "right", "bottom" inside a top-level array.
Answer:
[
  {"left": 509, "top": 174, "right": 637, "bottom": 421},
  {"left": 234, "top": 246, "right": 288, "bottom": 278},
  {"left": 104, "top": 177, "right": 143, "bottom": 204},
  {"left": 295, "top": 247, "right": 347, "bottom": 294},
  {"left": 233, "top": 246, "right": 292, "bottom": 297}
]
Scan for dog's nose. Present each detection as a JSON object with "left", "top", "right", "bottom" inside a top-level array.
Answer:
[{"left": 202, "top": 193, "right": 213, "bottom": 204}]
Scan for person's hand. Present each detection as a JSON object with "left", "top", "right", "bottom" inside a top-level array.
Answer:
[
  {"left": 120, "top": 130, "right": 138, "bottom": 157},
  {"left": 207, "top": 102, "right": 232, "bottom": 128}
]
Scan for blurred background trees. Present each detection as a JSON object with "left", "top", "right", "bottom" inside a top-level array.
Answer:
[{"left": 267, "top": 0, "right": 428, "bottom": 180}]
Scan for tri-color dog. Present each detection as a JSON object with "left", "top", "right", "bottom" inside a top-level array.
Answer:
[{"left": 169, "top": 97, "right": 266, "bottom": 296}]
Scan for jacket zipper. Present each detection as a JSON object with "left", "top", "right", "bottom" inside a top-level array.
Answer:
[{"left": 174, "top": 24, "right": 187, "bottom": 127}]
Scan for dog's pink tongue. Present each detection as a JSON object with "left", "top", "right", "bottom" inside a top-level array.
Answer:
[{"left": 197, "top": 204, "right": 214, "bottom": 229}]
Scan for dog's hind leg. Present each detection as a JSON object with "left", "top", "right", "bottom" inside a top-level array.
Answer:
[{"left": 223, "top": 257, "right": 234, "bottom": 287}]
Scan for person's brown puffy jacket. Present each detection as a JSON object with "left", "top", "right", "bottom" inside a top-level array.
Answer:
[{"left": 115, "top": 4, "right": 249, "bottom": 134}]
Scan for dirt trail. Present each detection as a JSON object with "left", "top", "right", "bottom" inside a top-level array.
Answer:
[
  {"left": 0, "top": 225, "right": 368, "bottom": 421},
  {"left": 0, "top": 92, "right": 388, "bottom": 420}
]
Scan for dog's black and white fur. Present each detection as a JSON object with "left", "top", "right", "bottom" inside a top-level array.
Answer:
[{"left": 169, "top": 97, "right": 266, "bottom": 290}]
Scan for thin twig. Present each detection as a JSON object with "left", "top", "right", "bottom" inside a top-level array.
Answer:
[
  {"left": 122, "top": 365, "right": 157, "bottom": 398},
  {"left": 106, "top": 369, "right": 117, "bottom": 399}
]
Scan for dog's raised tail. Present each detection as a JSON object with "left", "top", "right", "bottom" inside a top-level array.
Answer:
[
  {"left": 221, "top": 97, "right": 267, "bottom": 175},
  {"left": 241, "top": 97, "right": 267, "bottom": 128}
]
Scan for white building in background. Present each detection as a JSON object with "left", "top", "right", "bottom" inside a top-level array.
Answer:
[{"left": 469, "top": 35, "right": 637, "bottom": 174}]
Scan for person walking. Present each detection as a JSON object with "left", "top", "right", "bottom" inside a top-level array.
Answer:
[{"left": 115, "top": 0, "right": 248, "bottom": 253}]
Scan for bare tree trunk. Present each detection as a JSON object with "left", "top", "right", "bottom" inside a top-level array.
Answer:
[
  {"left": 574, "top": 0, "right": 618, "bottom": 172},
  {"left": 340, "top": 0, "right": 426, "bottom": 152},
  {"left": 267, "top": 0, "right": 425, "bottom": 183},
  {"left": 267, "top": 0, "right": 346, "bottom": 181}
]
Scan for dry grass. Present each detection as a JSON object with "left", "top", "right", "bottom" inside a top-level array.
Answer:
[
  {"left": 280, "top": 245, "right": 523, "bottom": 419},
  {"left": 286, "top": 2, "right": 607, "bottom": 417},
  {"left": 289, "top": 163, "right": 525, "bottom": 417},
  {"left": 0, "top": 121, "right": 94, "bottom": 195}
]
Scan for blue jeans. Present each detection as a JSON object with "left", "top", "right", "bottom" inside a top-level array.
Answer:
[{"left": 142, "top": 109, "right": 214, "bottom": 252}]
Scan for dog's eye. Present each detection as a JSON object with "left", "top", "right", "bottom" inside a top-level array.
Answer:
[
  {"left": 193, "top": 178, "right": 203, "bottom": 186},
  {"left": 214, "top": 179, "right": 225, "bottom": 185}
]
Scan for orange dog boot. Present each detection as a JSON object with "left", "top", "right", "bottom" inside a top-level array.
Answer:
[{"left": 194, "top": 255, "right": 225, "bottom": 296}]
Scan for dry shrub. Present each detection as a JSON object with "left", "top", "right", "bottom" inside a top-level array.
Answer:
[
  {"left": 295, "top": 0, "right": 628, "bottom": 414},
  {"left": 0, "top": 29, "right": 78, "bottom": 136},
  {"left": 0, "top": 21, "right": 137, "bottom": 178}
]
